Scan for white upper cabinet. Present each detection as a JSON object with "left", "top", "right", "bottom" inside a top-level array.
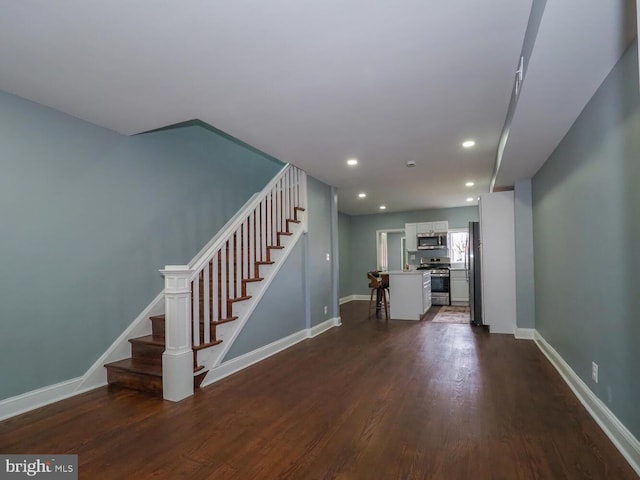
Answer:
[
  {"left": 415, "top": 222, "right": 430, "bottom": 234},
  {"left": 432, "top": 221, "right": 449, "bottom": 233},
  {"left": 415, "top": 221, "right": 449, "bottom": 234}
]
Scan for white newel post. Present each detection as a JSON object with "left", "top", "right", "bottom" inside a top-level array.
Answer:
[{"left": 160, "top": 265, "right": 194, "bottom": 402}]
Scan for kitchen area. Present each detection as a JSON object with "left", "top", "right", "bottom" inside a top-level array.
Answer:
[
  {"left": 379, "top": 220, "right": 481, "bottom": 324},
  {"left": 339, "top": 189, "right": 518, "bottom": 338}
]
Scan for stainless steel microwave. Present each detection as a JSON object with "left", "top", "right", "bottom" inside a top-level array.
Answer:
[{"left": 417, "top": 233, "right": 447, "bottom": 250}]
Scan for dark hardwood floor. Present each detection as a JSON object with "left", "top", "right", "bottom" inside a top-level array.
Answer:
[{"left": 1, "top": 301, "right": 637, "bottom": 479}]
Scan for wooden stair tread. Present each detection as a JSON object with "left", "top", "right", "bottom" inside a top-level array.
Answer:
[
  {"left": 229, "top": 295, "right": 251, "bottom": 303},
  {"left": 243, "top": 277, "right": 264, "bottom": 283},
  {"left": 256, "top": 260, "right": 274, "bottom": 265},
  {"left": 193, "top": 316, "right": 237, "bottom": 324},
  {"left": 106, "top": 356, "right": 208, "bottom": 371},
  {"left": 211, "top": 316, "right": 238, "bottom": 325},
  {"left": 105, "top": 358, "right": 162, "bottom": 377},
  {"left": 150, "top": 314, "right": 232, "bottom": 323},
  {"left": 151, "top": 314, "right": 238, "bottom": 325},
  {"left": 193, "top": 339, "right": 223, "bottom": 351},
  {"left": 129, "top": 335, "right": 165, "bottom": 346}
]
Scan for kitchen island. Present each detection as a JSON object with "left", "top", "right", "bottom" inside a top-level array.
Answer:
[{"left": 387, "top": 270, "right": 431, "bottom": 320}]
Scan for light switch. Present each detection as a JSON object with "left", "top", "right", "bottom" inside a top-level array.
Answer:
[{"left": 326, "top": 253, "right": 330, "bottom": 261}]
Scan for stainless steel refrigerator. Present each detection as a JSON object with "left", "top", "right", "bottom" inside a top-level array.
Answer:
[{"left": 467, "top": 221, "right": 483, "bottom": 326}]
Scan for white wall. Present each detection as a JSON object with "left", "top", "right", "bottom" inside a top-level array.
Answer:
[{"left": 479, "top": 191, "right": 517, "bottom": 334}]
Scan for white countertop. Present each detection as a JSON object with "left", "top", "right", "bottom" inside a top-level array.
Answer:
[{"left": 386, "top": 270, "right": 429, "bottom": 275}]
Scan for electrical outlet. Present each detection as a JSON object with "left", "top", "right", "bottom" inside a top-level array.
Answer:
[
  {"left": 324, "top": 305, "right": 328, "bottom": 315},
  {"left": 592, "top": 362, "right": 598, "bottom": 383},
  {"left": 326, "top": 253, "right": 330, "bottom": 261}
]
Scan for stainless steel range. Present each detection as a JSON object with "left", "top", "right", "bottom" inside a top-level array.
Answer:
[{"left": 417, "top": 256, "right": 450, "bottom": 306}]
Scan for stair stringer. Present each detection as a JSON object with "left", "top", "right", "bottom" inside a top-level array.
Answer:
[
  {"left": 74, "top": 293, "right": 163, "bottom": 394},
  {"left": 194, "top": 213, "right": 306, "bottom": 377}
]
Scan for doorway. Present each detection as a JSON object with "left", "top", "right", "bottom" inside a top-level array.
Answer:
[{"left": 376, "top": 229, "right": 405, "bottom": 271}]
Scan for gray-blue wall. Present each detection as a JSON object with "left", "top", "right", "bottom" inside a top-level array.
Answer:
[
  {"left": 306, "top": 177, "right": 335, "bottom": 327},
  {"left": 387, "top": 232, "right": 404, "bottom": 272},
  {"left": 339, "top": 206, "right": 479, "bottom": 297},
  {"left": 514, "top": 179, "right": 535, "bottom": 329},
  {"left": 338, "top": 212, "right": 352, "bottom": 300},
  {"left": 223, "top": 239, "right": 306, "bottom": 360},
  {"left": 0, "top": 91, "right": 283, "bottom": 401},
  {"left": 531, "top": 41, "right": 640, "bottom": 439}
]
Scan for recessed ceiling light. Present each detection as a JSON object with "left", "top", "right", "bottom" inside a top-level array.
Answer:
[
  {"left": 379, "top": 205, "right": 386, "bottom": 210},
  {"left": 406, "top": 161, "right": 416, "bottom": 167},
  {"left": 466, "top": 197, "right": 474, "bottom": 202},
  {"left": 358, "top": 192, "right": 367, "bottom": 198},
  {"left": 465, "top": 181, "right": 475, "bottom": 187},
  {"left": 347, "top": 158, "right": 358, "bottom": 166},
  {"left": 462, "top": 140, "right": 476, "bottom": 148}
]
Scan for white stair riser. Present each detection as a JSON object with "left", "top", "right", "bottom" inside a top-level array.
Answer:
[{"left": 245, "top": 282, "right": 262, "bottom": 298}]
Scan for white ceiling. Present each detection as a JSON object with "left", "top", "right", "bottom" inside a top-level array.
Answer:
[{"left": 0, "top": 1, "right": 635, "bottom": 215}]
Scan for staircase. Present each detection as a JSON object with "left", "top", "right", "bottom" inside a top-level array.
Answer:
[{"left": 104, "top": 164, "right": 306, "bottom": 397}]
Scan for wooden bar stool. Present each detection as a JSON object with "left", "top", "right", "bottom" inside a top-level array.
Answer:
[{"left": 367, "top": 271, "right": 389, "bottom": 320}]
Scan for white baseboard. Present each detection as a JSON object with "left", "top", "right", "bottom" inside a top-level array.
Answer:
[
  {"left": 514, "top": 328, "right": 535, "bottom": 340},
  {"left": 0, "top": 377, "right": 83, "bottom": 421},
  {"left": 339, "top": 295, "right": 370, "bottom": 304},
  {"left": 534, "top": 331, "right": 640, "bottom": 477},
  {"left": 308, "top": 317, "right": 341, "bottom": 338},
  {"left": 352, "top": 295, "right": 370, "bottom": 301},
  {"left": 450, "top": 301, "right": 469, "bottom": 306},
  {"left": 202, "top": 318, "right": 340, "bottom": 388}
]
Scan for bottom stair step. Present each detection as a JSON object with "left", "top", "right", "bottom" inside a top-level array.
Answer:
[
  {"left": 105, "top": 358, "right": 162, "bottom": 395},
  {"left": 105, "top": 358, "right": 209, "bottom": 396}
]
